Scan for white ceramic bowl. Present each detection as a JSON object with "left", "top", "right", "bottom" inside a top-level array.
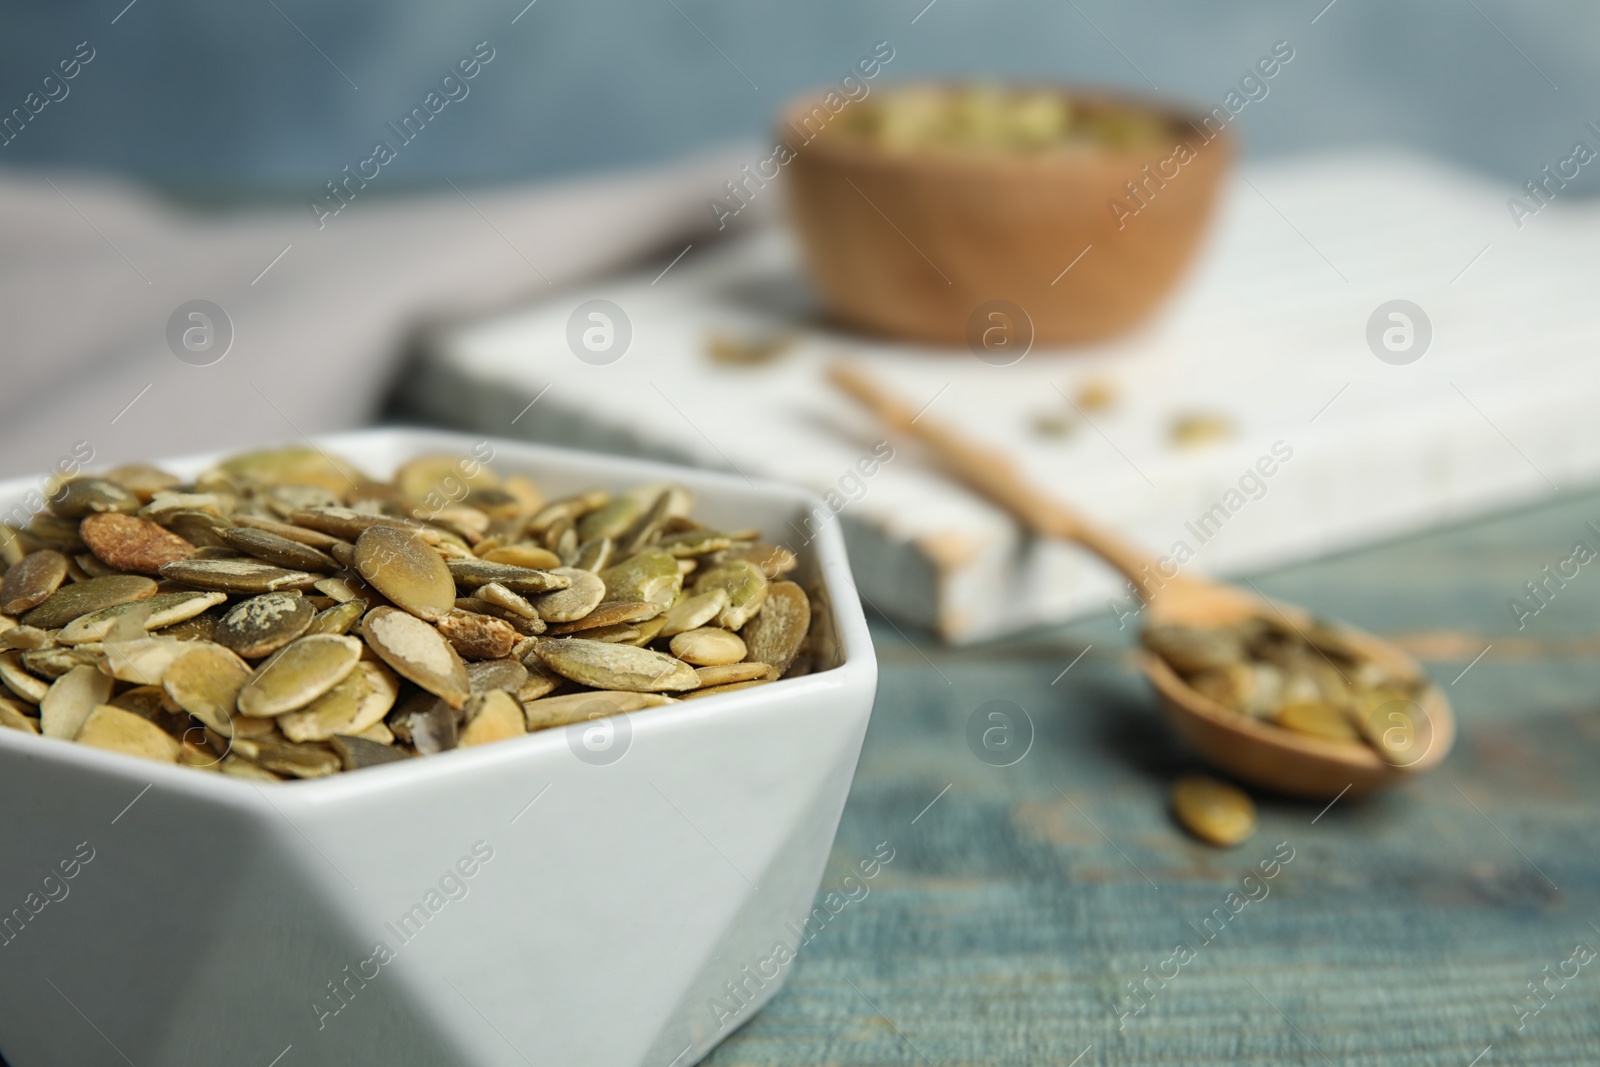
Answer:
[{"left": 0, "top": 429, "right": 877, "bottom": 1067}]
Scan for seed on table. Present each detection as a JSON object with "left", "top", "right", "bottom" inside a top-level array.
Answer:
[
  {"left": 216, "top": 592, "right": 315, "bottom": 660},
  {"left": 237, "top": 634, "right": 363, "bottom": 717},
  {"left": 362, "top": 606, "right": 471, "bottom": 709},
  {"left": 0, "top": 697, "right": 39, "bottom": 733},
  {"left": 354, "top": 526, "right": 457, "bottom": 621},
  {"left": 738, "top": 580, "right": 810, "bottom": 678},
  {"left": 692, "top": 559, "right": 768, "bottom": 629},
  {"left": 521, "top": 690, "right": 675, "bottom": 731},
  {"left": 0, "top": 650, "right": 48, "bottom": 703},
  {"left": 530, "top": 568, "right": 606, "bottom": 622},
  {"left": 459, "top": 690, "right": 526, "bottom": 747},
  {"left": 39, "top": 665, "right": 114, "bottom": 740},
  {"left": 306, "top": 599, "right": 366, "bottom": 637},
  {"left": 536, "top": 637, "right": 699, "bottom": 692},
  {"left": 48, "top": 478, "right": 141, "bottom": 518},
  {"left": 220, "top": 526, "right": 339, "bottom": 572},
  {"left": 74, "top": 704, "right": 180, "bottom": 762},
  {"left": 446, "top": 558, "right": 572, "bottom": 594},
  {"left": 329, "top": 733, "right": 411, "bottom": 770},
  {"left": 0, "top": 550, "right": 69, "bottom": 615},
  {"left": 694, "top": 662, "right": 772, "bottom": 687},
  {"left": 436, "top": 610, "right": 520, "bottom": 661},
  {"left": 1171, "top": 775, "right": 1257, "bottom": 847},
  {"left": 24, "top": 575, "right": 158, "bottom": 630},
  {"left": 80, "top": 513, "right": 195, "bottom": 575},
  {"left": 669, "top": 627, "right": 747, "bottom": 666},
  {"left": 163, "top": 643, "right": 254, "bottom": 735},
  {"left": 59, "top": 590, "right": 226, "bottom": 645}
]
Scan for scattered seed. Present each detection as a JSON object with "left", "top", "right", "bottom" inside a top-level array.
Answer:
[{"left": 1170, "top": 775, "right": 1257, "bottom": 847}]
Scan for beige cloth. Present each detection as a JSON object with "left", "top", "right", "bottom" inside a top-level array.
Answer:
[{"left": 0, "top": 147, "right": 765, "bottom": 480}]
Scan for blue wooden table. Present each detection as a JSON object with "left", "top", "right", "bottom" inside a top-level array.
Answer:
[{"left": 705, "top": 489, "right": 1600, "bottom": 1066}]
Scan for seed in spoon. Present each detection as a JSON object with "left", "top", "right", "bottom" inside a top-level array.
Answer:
[{"left": 1170, "top": 775, "right": 1256, "bottom": 847}]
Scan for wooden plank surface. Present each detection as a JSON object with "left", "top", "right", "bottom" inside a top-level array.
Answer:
[{"left": 703, "top": 488, "right": 1600, "bottom": 1066}]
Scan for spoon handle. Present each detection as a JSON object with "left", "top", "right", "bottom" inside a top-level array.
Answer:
[{"left": 827, "top": 362, "right": 1162, "bottom": 591}]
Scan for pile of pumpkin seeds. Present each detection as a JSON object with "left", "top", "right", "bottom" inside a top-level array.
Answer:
[
  {"left": 1142, "top": 616, "right": 1430, "bottom": 764},
  {"left": 0, "top": 448, "right": 823, "bottom": 780}
]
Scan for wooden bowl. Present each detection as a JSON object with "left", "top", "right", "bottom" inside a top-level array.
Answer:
[{"left": 780, "top": 87, "right": 1234, "bottom": 347}]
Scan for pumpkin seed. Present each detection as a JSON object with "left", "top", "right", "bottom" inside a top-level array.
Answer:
[
  {"left": 692, "top": 559, "right": 768, "bottom": 629},
  {"left": 476, "top": 582, "right": 538, "bottom": 619},
  {"left": 396, "top": 453, "right": 499, "bottom": 503},
  {"left": 330, "top": 733, "right": 411, "bottom": 770},
  {"left": 80, "top": 513, "right": 195, "bottom": 575},
  {"left": 220, "top": 755, "right": 284, "bottom": 781},
  {"left": 453, "top": 598, "right": 546, "bottom": 635},
  {"left": 104, "top": 464, "right": 182, "bottom": 502},
  {"left": 480, "top": 543, "right": 562, "bottom": 570},
  {"left": 465, "top": 657, "right": 529, "bottom": 695},
  {"left": 713, "top": 543, "right": 796, "bottom": 578},
  {"left": 0, "top": 550, "right": 69, "bottom": 615},
  {"left": 49, "top": 478, "right": 141, "bottom": 518},
  {"left": 159, "top": 559, "right": 317, "bottom": 595},
  {"left": 446, "top": 558, "right": 571, "bottom": 594},
  {"left": 1141, "top": 624, "right": 1244, "bottom": 674},
  {"left": 0, "top": 698, "right": 39, "bottom": 733},
  {"left": 216, "top": 592, "right": 315, "bottom": 659},
  {"left": 306, "top": 599, "right": 366, "bottom": 636},
  {"left": 599, "top": 549, "right": 681, "bottom": 612},
  {"left": 386, "top": 690, "right": 458, "bottom": 754},
  {"left": 361, "top": 606, "right": 470, "bottom": 709},
  {"left": 669, "top": 627, "right": 747, "bottom": 666},
  {"left": 1, "top": 626, "right": 54, "bottom": 651},
  {"left": 570, "top": 536, "right": 614, "bottom": 572},
  {"left": 681, "top": 679, "right": 771, "bottom": 700},
  {"left": 101, "top": 637, "right": 189, "bottom": 684},
  {"left": 290, "top": 506, "right": 441, "bottom": 544},
  {"left": 229, "top": 735, "right": 341, "bottom": 778},
  {"left": 279, "top": 661, "right": 397, "bottom": 742},
  {"left": 576, "top": 495, "right": 641, "bottom": 542},
  {"left": 693, "top": 662, "right": 772, "bottom": 687},
  {"left": 234, "top": 513, "right": 349, "bottom": 549},
  {"left": 546, "top": 601, "right": 658, "bottom": 634},
  {"left": 220, "top": 527, "right": 339, "bottom": 572},
  {"left": 40, "top": 665, "right": 114, "bottom": 739},
  {"left": 1274, "top": 701, "right": 1362, "bottom": 743},
  {"left": 75, "top": 704, "right": 180, "bottom": 762},
  {"left": 0, "top": 651, "right": 49, "bottom": 703},
  {"left": 531, "top": 568, "right": 606, "bottom": 622},
  {"left": 24, "top": 575, "right": 157, "bottom": 629},
  {"left": 436, "top": 610, "right": 520, "bottom": 661},
  {"left": 1170, "top": 775, "right": 1256, "bottom": 847},
  {"left": 58, "top": 590, "right": 225, "bottom": 644},
  {"left": 521, "top": 690, "right": 675, "bottom": 731},
  {"left": 163, "top": 643, "right": 254, "bottom": 735},
  {"left": 459, "top": 690, "right": 525, "bottom": 747},
  {"left": 737, "top": 580, "right": 810, "bottom": 678},
  {"left": 354, "top": 526, "right": 456, "bottom": 621},
  {"left": 238, "top": 634, "right": 363, "bottom": 717},
  {"left": 536, "top": 638, "right": 699, "bottom": 692},
  {"left": 21, "top": 647, "right": 102, "bottom": 679}
]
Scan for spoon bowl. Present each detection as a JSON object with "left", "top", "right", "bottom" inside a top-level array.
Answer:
[{"left": 828, "top": 362, "right": 1456, "bottom": 799}]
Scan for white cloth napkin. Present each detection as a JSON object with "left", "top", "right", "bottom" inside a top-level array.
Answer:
[{"left": 0, "top": 146, "right": 767, "bottom": 480}]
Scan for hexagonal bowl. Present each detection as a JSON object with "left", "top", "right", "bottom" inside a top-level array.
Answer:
[{"left": 0, "top": 429, "right": 877, "bottom": 1067}]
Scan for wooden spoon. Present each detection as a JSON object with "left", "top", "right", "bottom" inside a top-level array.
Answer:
[{"left": 828, "top": 362, "right": 1453, "bottom": 798}]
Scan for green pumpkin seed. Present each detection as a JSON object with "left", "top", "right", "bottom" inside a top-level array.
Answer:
[
  {"left": 459, "top": 690, "right": 525, "bottom": 746},
  {"left": 163, "top": 643, "right": 255, "bottom": 736},
  {"left": 361, "top": 606, "right": 470, "bottom": 709},
  {"left": 521, "top": 690, "right": 675, "bottom": 731},
  {"left": 354, "top": 526, "right": 456, "bottom": 621},
  {"left": 39, "top": 665, "right": 114, "bottom": 739},
  {"left": 476, "top": 582, "right": 538, "bottom": 619},
  {"left": 220, "top": 526, "right": 339, "bottom": 572},
  {"left": 0, "top": 651, "right": 48, "bottom": 703},
  {"left": 656, "top": 529, "right": 733, "bottom": 558},
  {"left": 58, "top": 590, "right": 226, "bottom": 645},
  {"left": 598, "top": 549, "right": 681, "bottom": 612},
  {"left": 159, "top": 559, "right": 317, "bottom": 595},
  {"left": 289, "top": 506, "right": 440, "bottom": 544},
  {"left": 237, "top": 634, "right": 363, "bottom": 717},
  {"left": 229, "top": 735, "right": 342, "bottom": 778},
  {"left": 48, "top": 478, "right": 141, "bottom": 518},
  {"left": 531, "top": 568, "right": 606, "bottom": 623},
  {"left": 681, "top": 679, "right": 771, "bottom": 700},
  {"left": 75, "top": 704, "right": 180, "bottom": 762},
  {"left": 694, "top": 662, "right": 772, "bottom": 687},
  {"left": 545, "top": 601, "right": 658, "bottom": 634},
  {"left": 465, "top": 657, "right": 529, "bottom": 695},
  {"left": 234, "top": 513, "right": 349, "bottom": 550},
  {"left": 0, "top": 698, "right": 39, "bottom": 733},
  {"left": 20, "top": 647, "right": 102, "bottom": 679},
  {"left": 692, "top": 559, "right": 768, "bottom": 629},
  {"left": 306, "top": 599, "right": 366, "bottom": 636},
  {"left": 570, "top": 536, "right": 614, "bottom": 572},
  {"left": 738, "top": 580, "right": 810, "bottom": 679},
  {"left": 535, "top": 637, "right": 698, "bottom": 692},
  {"left": 278, "top": 661, "right": 397, "bottom": 742},
  {"left": 101, "top": 636, "right": 191, "bottom": 684},
  {"left": 329, "top": 733, "right": 411, "bottom": 770},
  {"left": 446, "top": 558, "right": 572, "bottom": 594},
  {"left": 216, "top": 592, "right": 315, "bottom": 659},
  {"left": 0, "top": 550, "right": 69, "bottom": 615},
  {"left": 576, "top": 495, "right": 641, "bottom": 543},
  {"left": 658, "top": 588, "right": 729, "bottom": 637},
  {"left": 23, "top": 575, "right": 157, "bottom": 629},
  {"left": 386, "top": 689, "right": 459, "bottom": 753},
  {"left": 479, "top": 543, "right": 562, "bottom": 570}
]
